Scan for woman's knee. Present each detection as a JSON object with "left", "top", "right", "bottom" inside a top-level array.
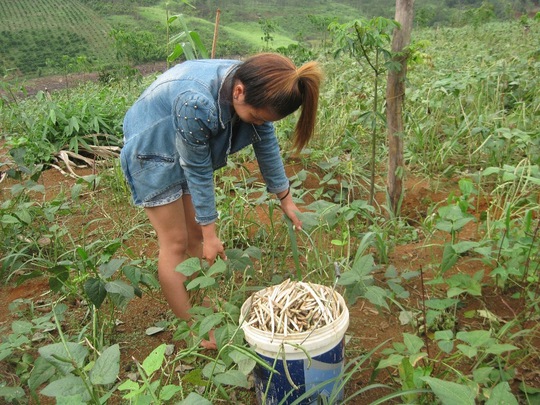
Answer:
[{"left": 159, "top": 233, "right": 190, "bottom": 256}]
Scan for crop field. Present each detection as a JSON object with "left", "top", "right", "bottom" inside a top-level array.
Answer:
[
  {"left": 0, "top": 0, "right": 115, "bottom": 76},
  {"left": 0, "top": 2, "right": 540, "bottom": 403}
]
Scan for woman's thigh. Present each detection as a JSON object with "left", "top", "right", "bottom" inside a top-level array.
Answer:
[{"left": 145, "top": 199, "right": 189, "bottom": 249}]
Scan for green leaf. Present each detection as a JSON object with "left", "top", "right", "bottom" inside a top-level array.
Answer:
[
  {"left": 159, "top": 385, "right": 183, "bottom": 401},
  {"left": 39, "top": 342, "right": 88, "bottom": 375},
  {"left": 473, "top": 367, "right": 494, "bottom": 384},
  {"left": 199, "top": 313, "right": 224, "bottom": 337},
  {"left": 146, "top": 326, "right": 166, "bottom": 336},
  {"left": 56, "top": 395, "right": 85, "bottom": 404},
  {"left": 0, "top": 348, "right": 13, "bottom": 362},
  {"left": 363, "top": 285, "right": 389, "bottom": 309},
  {"left": 456, "top": 330, "right": 493, "bottom": 347},
  {"left": 485, "top": 344, "right": 518, "bottom": 355},
  {"left": 434, "top": 330, "right": 454, "bottom": 340},
  {"left": 485, "top": 382, "right": 518, "bottom": 405},
  {"left": 1, "top": 214, "right": 21, "bottom": 224},
  {"left": 377, "top": 354, "right": 404, "bottom": 369},
  {"left": 176, "top": 257, "right": 202, "bottom": 277},
  {"left": 456, "top": 344, "right": 477, "bottom": 358},
  {"left": 213, "top": 370, "right": 250, "bottom": 388},
  {"left": 90, "top": 344, "right": 120, "bottom": 385},
  {"left": 141, "top": 272, "right": 160, "bottom": 289},
  {"left": 84, "top": 278, "right": 107, "bottom": 308},
  {"left": 177, "top": 392, "right": 212, "bottom": 405},
  {"left": 421, "top": 376, "right": 476, "bottom": 405},
  {"left": 123, "top": 265, "right": 142, "bottom": 285},
  {"left": 185, "top": 276, "right": 216, "bottom": 291},
  {"left": 41, "top": 375, "right": 90, "bottom": 401},
  {"left": 12, "top": 320, "right": 33, "bottom": 334},
  {"left": 425, "top": 298, "right": 459, "bottom": 310},
  {"left": 105, "top": 280, "right": 135, "bottom": 299},
  {"left": 183, "top": 369, "right": 208, "bottom": 387},
  {"left": 99, "top": 258, "right": 126, "bottom": 278},
  {"left": 207, "top": 260, "right": 227, "bottom": 276},
  {"left": 48, "top": 265, "right": 69, "bottom": 292},
  {"left": 142, "top": 344, "right": 166, "bottom": 376},
  {"left": 228, "top": 349, "right": 257, "bottom": 375},
  {"left": 0, "top": 386, "right": 25, "bottom": 401},
  {"left": 28, "top": 357, "right": 56, "bottom": 390},
  {"left": 452, "top": 241, "right": 480, "bottom": 254},
  {"left": 437, "top": 340, "right": 454, "bottom": 354},
  {"left": 16, "top": 209, "right": 32, "bottom": 224},
  {"left": 189, "top": 31, "right": 209, "bottom": 58},
  {"left": 440, "top": 243, "right": 458, "bottom": 273},
  {"left": 168, "top": 43, "right": 185, "bottom": 63},
  {"left": 351, "top": 254, "right": 376, "bottom": 276},
  {"left": 118, "top": 379, "right": 139, "bottom": 391},
  {"left": 403, "top": 333, "right": 424, "bottom": 354}
]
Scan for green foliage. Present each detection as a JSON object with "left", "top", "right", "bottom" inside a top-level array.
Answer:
[
  {"left": 167, "top": 13, "right": 209, "bottom": 64},
  {"left": 0, "top": 0, "right": 115, "bottom": 76},
  {"left": 1, "top": 16, "right": 540, "bottom": 404},
  {"left": 110, "top": 29, "right": 166, "bottom": 65},
  {"left": 1, "top": 82, "right": 132, "bottom": 165},
  {"left": 330, "top": 16, "right": 400, "bottom": 204},
  {"left": 259, "top": 18, "right": 278, "bottom": 50},
  {"left": 35, "top": 327, "right": 121, "bottom": 403}
]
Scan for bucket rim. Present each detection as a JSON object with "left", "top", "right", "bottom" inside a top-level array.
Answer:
[{"left": 239, "top": 284, "right": 349, "bottom": 358}]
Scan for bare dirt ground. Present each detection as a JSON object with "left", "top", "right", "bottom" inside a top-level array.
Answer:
[{"left": 1, "top": 159, "right": 538, "bottom": 404}]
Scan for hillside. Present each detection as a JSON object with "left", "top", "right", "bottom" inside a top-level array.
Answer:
[
  {"left": 0, "top": 0, "right": 116, "bottom": 76},
  {"left": 1, "top": 0, "right": 537, "bottom": 79}
]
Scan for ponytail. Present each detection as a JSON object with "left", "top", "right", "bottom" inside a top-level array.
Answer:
[{"left": 234, "top": 53, "right": 323, "bottom": 152}]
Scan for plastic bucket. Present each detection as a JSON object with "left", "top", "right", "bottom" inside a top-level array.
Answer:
[{"left": 240, "top": 286, "right": 349, "bottom": 405}]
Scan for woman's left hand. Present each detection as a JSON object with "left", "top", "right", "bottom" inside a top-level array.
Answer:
[{"left": 279, "top": 193, "right": 302, "bottom": 231}]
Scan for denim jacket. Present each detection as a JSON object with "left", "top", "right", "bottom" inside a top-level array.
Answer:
[{"left": 122, "top": 60, "right": 290, "bottom": 225}]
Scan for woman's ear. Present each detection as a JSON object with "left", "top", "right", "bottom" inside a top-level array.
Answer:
[{"left": 233, "top": 83, "right": 245, "bottom": 101}]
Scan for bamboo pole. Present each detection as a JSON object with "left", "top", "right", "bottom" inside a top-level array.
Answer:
[{"left": 211, "top": 9, "right": 221, "bottom": 59}]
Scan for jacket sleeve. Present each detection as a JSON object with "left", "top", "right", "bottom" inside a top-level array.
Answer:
[
  {"left": 174, "top": 92, "right": 220, "bottom": 225},
  {"left": 251, "top": 122, "right": 290, "bottom": 195}
]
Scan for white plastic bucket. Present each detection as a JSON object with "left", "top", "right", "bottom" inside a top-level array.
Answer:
[{"left": 240, "top": 285, "right": 349, "bottom": 405}]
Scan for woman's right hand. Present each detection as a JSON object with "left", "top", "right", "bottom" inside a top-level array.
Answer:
[{"left": 201, "top": 223, "right": 227, "bottom": 265}]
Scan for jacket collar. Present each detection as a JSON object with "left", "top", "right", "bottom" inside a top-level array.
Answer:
[{"left": 217, "top": 64, "right": 239, "bottom": 129}]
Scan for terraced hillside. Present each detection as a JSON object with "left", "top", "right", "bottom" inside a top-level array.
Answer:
[{"left": 0, "top": 0, "right": 115, "bottom": 76}]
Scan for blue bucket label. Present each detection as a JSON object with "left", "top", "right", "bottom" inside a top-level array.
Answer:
[{"left": 253, "top": 338, "right": 345, "bottom": 405}]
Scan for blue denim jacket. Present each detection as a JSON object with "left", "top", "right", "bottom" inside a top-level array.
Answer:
[{"left": 122, "top": 60, "right": 290, "bottom": 225}]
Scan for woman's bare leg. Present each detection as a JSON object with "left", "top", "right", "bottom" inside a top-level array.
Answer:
[
  {"left": 145, "top": 199, "right": 192, "bottom": 320},
  {"left": 145, "top": 196, "right": 216, "bottom": 349}
]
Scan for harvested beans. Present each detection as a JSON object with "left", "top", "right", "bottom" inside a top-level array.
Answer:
[{"left": 245, "top": 279, "right": 343, "bottom": 337}]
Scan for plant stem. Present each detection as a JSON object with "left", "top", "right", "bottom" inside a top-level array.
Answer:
[{"left": 419, "top": 267, "right": 431, "bottom": 359}]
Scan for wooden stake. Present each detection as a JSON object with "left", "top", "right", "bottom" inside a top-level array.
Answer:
[{"left": 211, "top": 9, "right": 221, "bottom": 58}]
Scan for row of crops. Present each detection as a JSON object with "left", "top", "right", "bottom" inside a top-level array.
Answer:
[{"left": 0, "top": 0, "right": 115, "bottom": 76}]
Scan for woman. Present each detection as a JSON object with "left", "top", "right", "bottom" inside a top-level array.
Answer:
[{"left": 120, "top": 53, "right": 322, "bottom": 348}]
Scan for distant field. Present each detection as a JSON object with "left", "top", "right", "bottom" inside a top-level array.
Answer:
[
  {"left": 0, "top": 0, "right": 115, "bottom": 76},
  {"left": 224, "top": 22, "right": 295, "bottom": 49}
]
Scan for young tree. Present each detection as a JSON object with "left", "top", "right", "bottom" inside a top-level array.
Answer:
[
  {"left": 330, "top": 17, "right": 400, "bottom": 206},
  {"left": 386, "top": 0, "right": 414, "bottom": 214},
  {"left": 259, "top": 18, "right": 277, "bottom": 50}
]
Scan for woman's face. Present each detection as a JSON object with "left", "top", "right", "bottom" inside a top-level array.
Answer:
[{"left": 232, "top": 83, "right": 281, "bottom": 125}]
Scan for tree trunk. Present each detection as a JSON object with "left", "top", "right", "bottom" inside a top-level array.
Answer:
[{"left": 386, "top": 0, "right": 414, "bottom": 214}]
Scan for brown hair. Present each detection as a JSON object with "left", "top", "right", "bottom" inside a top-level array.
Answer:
[{"left": 233, "top": 53, "right": 323, "bottom": 151}]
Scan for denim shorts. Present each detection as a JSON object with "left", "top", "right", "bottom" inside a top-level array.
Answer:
[{"left": 120, "top": 120, "right": 190, "bottom": 208}]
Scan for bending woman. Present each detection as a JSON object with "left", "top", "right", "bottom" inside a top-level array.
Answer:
[{"left": 120, "top": 53, "right": 322, "bottom": 348}]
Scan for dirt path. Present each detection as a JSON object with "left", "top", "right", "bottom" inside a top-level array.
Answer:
[{"left": 3, "top": 61, "right": 168, "bottom": 98}]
